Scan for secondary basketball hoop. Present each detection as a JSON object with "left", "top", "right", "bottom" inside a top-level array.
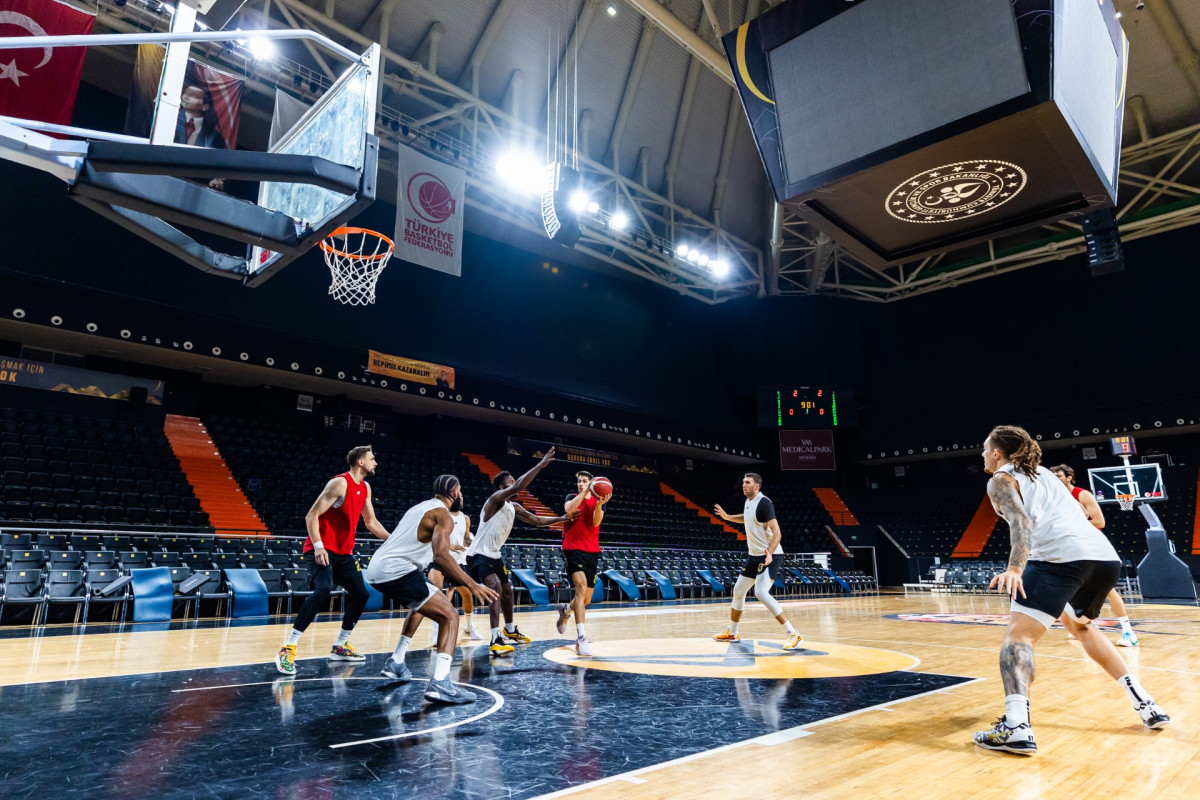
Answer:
[
  {"left": 1117, "top": 494, "right": 1137, "bottom": 512},
  {"left": 320, "top": 226, "right": 394, "bottom": 305}
]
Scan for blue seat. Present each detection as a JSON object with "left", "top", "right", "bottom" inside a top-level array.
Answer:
[
  {"left": 510, "top": 568, "right": 551, "bottom": 606},
  {"left": 130, "top": 567, "right": 174, "bottom": 622},
  {"left": 363, "top": 580, "right": 385, "bottom": 613},
  {"left": 645, "top": 570, "right": 677, "bottom": 600},
  {"left": 591, "top": 574, "right": 604, "bottom": 603},
  {"left": 697, "top": 569, "right": 725, "bottom": 594},
  {"left": 602, "top": 569, "right": 641, "bottom": 601},
  {"left": 224, "top": 568, "right": 269, "bottom": 618}
]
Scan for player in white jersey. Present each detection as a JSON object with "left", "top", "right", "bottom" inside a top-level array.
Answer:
[
  {"left": 467, "top": 447, "right": 571, "bottom": 656},
  {"left": 366, "top": 474, "right": 497, "bottom": 704},
  {"left": 712, "top": 472, "right": 804, "bottom": 650},
  {"left": 975, "top": 426, "right": 1169, "bottom": 755},
  {"left": 427, "top": 507, "right": 482, "bottom": 641}
]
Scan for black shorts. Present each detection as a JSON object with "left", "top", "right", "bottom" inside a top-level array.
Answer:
[
  {"left": 467, "top": 554, "right": 510, "bottom": 585},
  {"left": 427, "top": 561, "right": 468, "bottom": 588},
  {"left": 563, "top": 549, "right": 599, "bottom": 586},
  {"left": 1013, "top": 560, "right": 1121, "bottom": 628},
  {"left": 741, "top": 554, "right": 781, "bottom": 582},
  {"left": 370, "top": 570, "right": 437, "bottom": 611},
  {"left": 304, "top": 550, "right": 366, "bottom": 591}
]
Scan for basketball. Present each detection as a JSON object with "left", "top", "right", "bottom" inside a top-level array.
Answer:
[
  {"left": 417, "top": 178, "right": 456, "bottom": 223},
  {"left": 591, "top": 476, "right": 613, "bottom": 498}
]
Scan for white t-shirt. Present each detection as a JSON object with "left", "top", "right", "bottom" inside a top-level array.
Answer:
[
  {"left": 467, "top": 501, "right": 516, "bottom": 560},
  {"left": 366, "top": 498, "right": 445, "bottom": 583},
  {"left": 994, "top": 464, "right": 1119, "bottom": 563},
  {"left": 449, "top": 511, "right": 469, "bottom": 565},
  {"left": 744, "top": 492, "right": 784, "bottom": 557}
]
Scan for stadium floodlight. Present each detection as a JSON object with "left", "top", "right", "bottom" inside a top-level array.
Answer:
[
  {"left": 710, "top": 260, "right": 729, "bottom": 278},
  {"left": 610, "top": 210, "right": 628, "bottom": 230},
  {"left": 586, "top": 201, "right": 600, "bottom": 213},
  {"left": 496, "top": 150, "right": 545, "bottom": 195},
  {"left": 569, "top": 190, "right": 590, "bottom": 213},
  {"left": 246, "top": 37, "right": 277, "bottom": 60},
  {"left": 676, "top": 243, "right": 689, "bottom": 257},
  {"left": 697, "top": 253, "right": 710, "bottom": 267}
]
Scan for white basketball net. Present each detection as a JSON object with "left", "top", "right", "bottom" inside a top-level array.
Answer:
[
  {"left": 320, "top": 227, "right": 394, "bottom": 305},
  {"left": 1117, "top": 494, "right": 1136, "bottom": 511}
]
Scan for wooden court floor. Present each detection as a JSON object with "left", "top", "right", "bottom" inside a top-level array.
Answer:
[{"left": 1, "top": 592, "right": 1197, "bottom": 800}]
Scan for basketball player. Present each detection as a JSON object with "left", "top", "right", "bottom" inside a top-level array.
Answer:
[
  {"left": 366, "top": 475, "right": 498, "bottom": 704},
  {"left": 975, "top": 426, "right": 1168, "bottom": 755},
  {"left": 712, "top": 473, "right": 805, "bottom": 650},
  {"left": 274, "top": 446, "right": 390, "bottom": 676},
  {"left": 467, "top": 447, "right": 571, "bottom": 656},
  {"left": 555, "top": 470, "right": 612, "bottom": 656},
  {"left": 427, "top": 503, "right": 483, "bottom": 641},
  {"left": 1051, "top": 464, "right": 1138, "bottom": 646}
]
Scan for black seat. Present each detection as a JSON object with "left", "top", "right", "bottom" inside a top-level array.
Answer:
[
  {"left": 45, "top": 569, "right": 89, "bottom": 624},
  {"left": 1, "top": 568, "right": 46, "bottom": 624}
]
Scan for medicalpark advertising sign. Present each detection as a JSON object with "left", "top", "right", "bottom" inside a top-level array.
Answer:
[
  {"left": 395, "top": 145, "right": 466, "bottom": 276},
  {"left": 779, "top": 430, "right": 836, "bottom": 471}
]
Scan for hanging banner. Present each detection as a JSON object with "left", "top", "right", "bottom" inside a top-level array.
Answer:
[
  {"left": 0, "top": 357, "right": 164, "bottom": 403},
  {"left": 124, "top": 44, "right": 245, "bottom": 149},
  {"left": 507, "top": 437, "right": 658, "bottom": 474},
  {"left": 395, "top": 145, "right": 466, "bottom": 276},
  {"left": 0, "top": 0, "right": 94, "bottom": 127},
  {"left": 779, "top": 430, "right": 836, "bottom": 470},
  {"left": 367, "top": 349, "right": 455, "bottom": 389}
]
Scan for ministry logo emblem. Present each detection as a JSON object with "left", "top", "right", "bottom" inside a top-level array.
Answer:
[{"left": 885, "top": 160, "right": 1027, "bottom": 224}]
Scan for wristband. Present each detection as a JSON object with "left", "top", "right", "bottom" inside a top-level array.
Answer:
[{"left": 313, "top": 541, "right": 326, "bottom": 551}]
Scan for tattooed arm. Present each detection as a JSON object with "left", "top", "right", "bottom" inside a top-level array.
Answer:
[{"left": 987, "top": 473, "right": 1031, "bottom": 599}]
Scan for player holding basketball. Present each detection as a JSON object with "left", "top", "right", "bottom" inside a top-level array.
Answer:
[
  {"left": 366, "top": 475, "right": 498, "bottom": 704},
  {"left": 1051, "top": 464, "right": 1138, "bottom": 646},
  {"left": 427, "top": 503, "right": 483, "bottom": 642},
  {"left": 275, "top": 445, "right": 390, "bottom": 675},
  {"left": 975, "top": 426, "right": 1168, "bottom": 755},
  {"left": 712, "top": 473, "right": 805, "bottom": 650},
  {"left": 467, "top": 447, "right": 571, "bottom": 656},
  {"left": 555, "top": 470, "right": 612, "bottom": 656}
]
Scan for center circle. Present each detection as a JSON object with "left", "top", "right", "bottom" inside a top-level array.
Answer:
[{"left": 543, "top": 637, "right": 918, "bottom": 679}]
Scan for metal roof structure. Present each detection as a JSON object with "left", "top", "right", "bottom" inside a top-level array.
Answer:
[{"left": 66, "top": 0, "right": 1200, "bottom": 302}]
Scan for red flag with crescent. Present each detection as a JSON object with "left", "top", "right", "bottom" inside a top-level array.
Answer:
[{"left": 0, "top": 0, "right": 94, "bottom": 126}]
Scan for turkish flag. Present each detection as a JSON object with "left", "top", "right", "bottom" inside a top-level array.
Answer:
[{"left": 0, "top": 0, "right": 94, "bottom": 126}]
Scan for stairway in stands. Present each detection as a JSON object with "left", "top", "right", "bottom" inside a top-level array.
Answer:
[
  {"left": 813, "top": 488, "right": 860, "bottom": 525},
  {"left": 461, "top": 453, "right": 563, "bottom": 529},
  {"left": 164, "top": 415, "right": 266, "bottom": 536},
  {"left": 659, "top": 482, "right": 745, "bottom": 541},
  {"left": 951, "top": 497, "right": 1000, "bottom": 557}
]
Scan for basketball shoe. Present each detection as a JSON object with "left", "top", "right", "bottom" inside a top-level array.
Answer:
[
  {"left": 1137, "top": 701, "right": 1170, "bottom": 729},
  {"left": 973, "top": 716, "right": 1037, "bottom": 755},
  {"left": 556, "top": 603, "right": 571, "bottom": 634},
  {"left": 329, "top": 642, "right": 366, "bottom": 662},
  {"left": 713, "top": 628, "right": 740, "bottom": 642},
  {"left": 489, "top": 636, "right": 515, "bottom": 657},
  {"left": 1118, "top": 630, "right": 1139, "bottom": 647},
  {"left": 424, "top": 677, "right": 476, "bottom": 704},
  {"left": 783, "top": 632, "right": 805, "bottom": 650},
  {"left": 575, "top": 636, "right": 593, "bottom": 657},
  {"left": 275, "top": 644, "right": 297, "bottom": 675},
  {"left": 380, "top": 657, "right": 413, "bottom": 682},
  {"left": 504, "top": 626, "right": 531, "bottom": 644}
]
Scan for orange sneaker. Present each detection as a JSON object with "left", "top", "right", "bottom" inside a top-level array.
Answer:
[{"left": 712, "top": 629, "right": 741, "bottom": 642}]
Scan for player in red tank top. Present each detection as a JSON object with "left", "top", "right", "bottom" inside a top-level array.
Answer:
[
  {"left": 275, "top": 445, "right": 392, "bottom": 675},
  {"left": 1051, "top": 464, "right": 1138, "bottom": 646},
  {"left": 555, "top": 470, "right": 611, "bottom": 656}
]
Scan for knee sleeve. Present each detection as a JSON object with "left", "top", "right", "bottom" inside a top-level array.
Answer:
[
  {"left": 756, "top": 571, "right": 783, "bottom": 616},
  {"left": 732, "top": 576, "right": 755, "bottom": 611}
]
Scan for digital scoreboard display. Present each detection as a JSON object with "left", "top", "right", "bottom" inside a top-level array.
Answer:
[{"left": 756, "top": 386, "right": 856, "bottom": 429}]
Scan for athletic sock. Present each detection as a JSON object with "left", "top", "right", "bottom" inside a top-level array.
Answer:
[
  {"left": 430, "top": 622, "right": 440, "bottom": 641},
  {"left": 1119, "top": 616, "right": 1134, "bottom": 635},
  {"left": 576, "top": 623, "right": 586, "bottom": 638},
  {"left": 1118, "top": 673, "right": 1153, "bottom": 708},
  {"left": 285, "top": 629, "right": 302, "bottom": 646},
  {"left": 392, "top": 635, "right": 412, "bottom": 662},
  {"left": 1005, "top": 694, "right": 1030, "bottom": 727},
  {"left": 784, "top": 622, "right": 798, "bottom": 635},
  {"left": 333, "top": 628, "right": 351, "bottom": 647},
  {"left": 505, "top": 622, "right": 517, "bottom": 634},
  {"left": 729, "top": 621, "right": 739, "bottom": 635},
  {"left": 433, "top": 653, "right": 452, "bottom": 681},
  {"left": 491, "top": 627, "right": 502, "bottom": 642}
]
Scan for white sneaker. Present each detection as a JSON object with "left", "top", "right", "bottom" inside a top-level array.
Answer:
[
  {"left": 973, "top": 716, "right": 1037, "bottom": 755},
  {"left": 1118, "top": 630, "right": 1139, "bottom": 647},
  {"left": 466, "top": 627, "right": 483, "bottom": 641},
  {"left": 575, "top": 636, "right": 593, "bottom": 656},
  {"left": 1137, "top": 701, "right": 1170, "bottom": 729}
]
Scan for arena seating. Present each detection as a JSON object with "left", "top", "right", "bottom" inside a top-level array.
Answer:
[{"left": 0, "top": 406, "right": 209, "bottom": 530}]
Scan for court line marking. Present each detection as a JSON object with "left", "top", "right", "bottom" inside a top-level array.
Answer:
[
  {"left": 526, "top": 677, "right": 984, "bottom": 800},
  {"left": 174, "top": 676, "right": 391, "bottom": 693},
  {"left": 585, "top": 608, "right": 708, "bottom": 618},
  {"left": 330, "top": 681, "right": 505, "bottom": 748}
]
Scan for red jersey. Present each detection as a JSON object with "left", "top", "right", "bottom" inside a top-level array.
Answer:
[
  {"left": 562, "top": 493, "right": 601, "bottom": 552},
  {"left": 1070, "top": 485, "right": 1102, "bottom": 527},
  {"left": 304, "top": 472, "right": 368, "bottom": 555}
]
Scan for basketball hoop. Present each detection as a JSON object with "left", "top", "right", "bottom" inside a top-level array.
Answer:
[
  {"left": 319, "top": 227, "right": 394, "bottom": 305},
  {"left": 1117, "top": 494, "right": 1137, "bottom": 511}
]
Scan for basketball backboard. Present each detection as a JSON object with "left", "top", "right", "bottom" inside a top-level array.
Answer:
[
  {"left": 247, "top": 44, "right": 381, "bottom": 286},
  {"left": 1087, "top": 463, "right": 1166, "bottom": 505}
]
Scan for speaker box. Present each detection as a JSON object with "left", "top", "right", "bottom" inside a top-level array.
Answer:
[{"left": 725, "top": 0, "right": 1127, "bottom": 266}]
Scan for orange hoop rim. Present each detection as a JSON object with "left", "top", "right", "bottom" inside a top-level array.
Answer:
[{"left": 318, "top": 226, "right": 395, "bottom": 261}]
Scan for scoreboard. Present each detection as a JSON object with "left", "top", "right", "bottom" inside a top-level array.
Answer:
[{"left": 756, "top": 386, "right": 856, "bottom": 429}]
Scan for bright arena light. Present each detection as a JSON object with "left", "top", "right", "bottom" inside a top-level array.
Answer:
[
  {"left": 687, "top": 250, "right": 700, "bottom": 263},
  {"left": 697, "top": 253, "right": 710, "bottom": 267},
  {"left": 610, "top": 211, "right": 628, "bottom": 230},
  {"left": 710, "top": 260, "right": 729, "bottom": 278},
  {"left": 586, "top": 201, "right": 600, "bottom": 213},
  {"left": 247, "top": 37, "right": 277, "bottom": 60},
  {"left": 495, "top": 151, "right": 545, "bottom": 195},
  {"left": 569, "top": 190, "right": 590, "bottom": 213},
  {"left": 676, "top": 243, "right": 690, "bottom": 257}
]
